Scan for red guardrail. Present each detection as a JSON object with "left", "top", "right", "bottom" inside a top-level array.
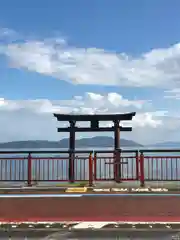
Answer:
[
  {"left": 93, "top": 150, "right": 139, "bottom": 182},
  {"left": 139, "top": 149, "right": 180, "bottom": 187},
  {"left": 0, "top": 151, "right": 93, "bottom": 186},
  {"left": 1, "top": 149, "right": 180, "bottom": 187}
]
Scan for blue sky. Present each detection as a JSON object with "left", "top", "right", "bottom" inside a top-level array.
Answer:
[
  {"left": 0, "top": 0, "right": 180, "bottom": 143},
  {"left": 1, "top": 0, "right": 179, "bottom": 100}
]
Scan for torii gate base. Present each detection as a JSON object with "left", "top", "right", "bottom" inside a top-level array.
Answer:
[{"left": 54, "top": 112, "right": 136, "bottom": 183}]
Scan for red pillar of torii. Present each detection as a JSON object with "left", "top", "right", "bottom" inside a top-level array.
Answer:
[{"left": 54, "top": 112, "right": 136, "bottom": 183}]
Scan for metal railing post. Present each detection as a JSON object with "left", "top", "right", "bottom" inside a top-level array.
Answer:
[
  {"left": 88, "top": 152, "right": 93, "bottom": 187},
  {"left": 69, "top": 151, "right": 75, "bottom": 183},
  {"left": 139, "top": 152, "right": 145, "bottom": 187},
  {"left": 135, "top": 150, "right": 139, "bottom": 180},
  {"left": 114, "top": 151, "right": 117, "bottom": 182},
  {"left": 93, "top": 152, "right": 97, "bottom": 181},
  {"left": 115, "top": 149, "right": 121, "bottom": 183},
  {"left": 27, "top": 153, "right": 32, "bottom": 187}
]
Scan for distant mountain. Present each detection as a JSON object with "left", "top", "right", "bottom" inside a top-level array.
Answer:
[
  {"left": 153, "top": 141, "right": 180, "bottom": 147},
  {"left": 0, "top": 137, "right": 143, "bottom": 149}
]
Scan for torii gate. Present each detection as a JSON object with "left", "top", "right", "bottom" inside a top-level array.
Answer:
[{"left": 54, "top": 112, "right": 136, "bottom": 182}]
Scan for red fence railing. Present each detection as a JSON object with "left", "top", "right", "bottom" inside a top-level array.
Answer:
[
  {"left": 93, "top": 150, "right": 138, "bottom": 182},
  {"left": 0, "top": 149, "right": 180, "bottom": 187},
  {"left": 139, "top": 149, "right": 180, "bottom": 187},
  {"left": 0, "top": 151, "right": 93, "bottom": 186}
]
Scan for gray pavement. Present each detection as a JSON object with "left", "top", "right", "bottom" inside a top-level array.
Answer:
[
  {"left": 0, "top": 229, "right": 180, "bottom": 239},
  {"left": 1, "top": 180, "right": 180, "bottom": 189}
]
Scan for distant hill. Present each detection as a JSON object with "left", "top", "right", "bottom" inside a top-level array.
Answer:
[{"left": 0, "top": 137, "right": 143, "bottom": 149}]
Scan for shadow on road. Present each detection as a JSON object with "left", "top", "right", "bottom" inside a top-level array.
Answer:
[{"left": 0, "top": 230, "right": 180, "bottom": 239}]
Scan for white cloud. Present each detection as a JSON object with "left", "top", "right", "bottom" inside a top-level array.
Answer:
[
  {"left": 164, "top": 88, "right": 180, "bottom": 99},
  {"left": 131, "top": 112, "right": 162, "bottom": 128},
  {"left": 0, "top": 92, "right": 179, "bottom": 144},
  {"left": 1, "top": 30, "right": 180, "bottom": 88},
  {"left": 0, "top": 29, "right": 180, "bottom": 145}
]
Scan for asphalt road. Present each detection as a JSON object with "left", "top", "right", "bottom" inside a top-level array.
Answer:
[{"left": 1, "top": 229, "right": 180, "bottom": 239}]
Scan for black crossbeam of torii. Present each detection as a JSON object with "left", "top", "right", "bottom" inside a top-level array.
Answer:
[
  {"left": 57, "top": 126, "right": 132, "bottom": 132},
  {"left": 54, "top": 112, "right": 136, "bottom": 183}
]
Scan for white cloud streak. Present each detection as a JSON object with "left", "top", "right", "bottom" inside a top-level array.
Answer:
[
  {"left": 164, "top": 88, "right": 180, "bottom": 99},
  {"left": 0, "top": 92, "right": 179, "bottom": 144},
  {"left": 0, "top": 30, "right": 180, "bottom": 88},
  {"left": 0, "top": 29, "right": 180, "bottom": 145}
]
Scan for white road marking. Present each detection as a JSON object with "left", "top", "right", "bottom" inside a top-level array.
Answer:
[
  {"left": 84, "top": 193, "right": 180, "bottom": 196},
  {"left": 0, "top": 194, "right": 82, "bottom": 198},
  {"left": 72, "top": 221, "right": 117, "bottom": 229},
  {"left": 0, "top": 193, "right": 180, "bottom": 198}
]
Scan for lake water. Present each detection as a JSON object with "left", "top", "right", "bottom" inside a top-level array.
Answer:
[{"left": 0, "top": 146, "right": 180, "bottom": 183}]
